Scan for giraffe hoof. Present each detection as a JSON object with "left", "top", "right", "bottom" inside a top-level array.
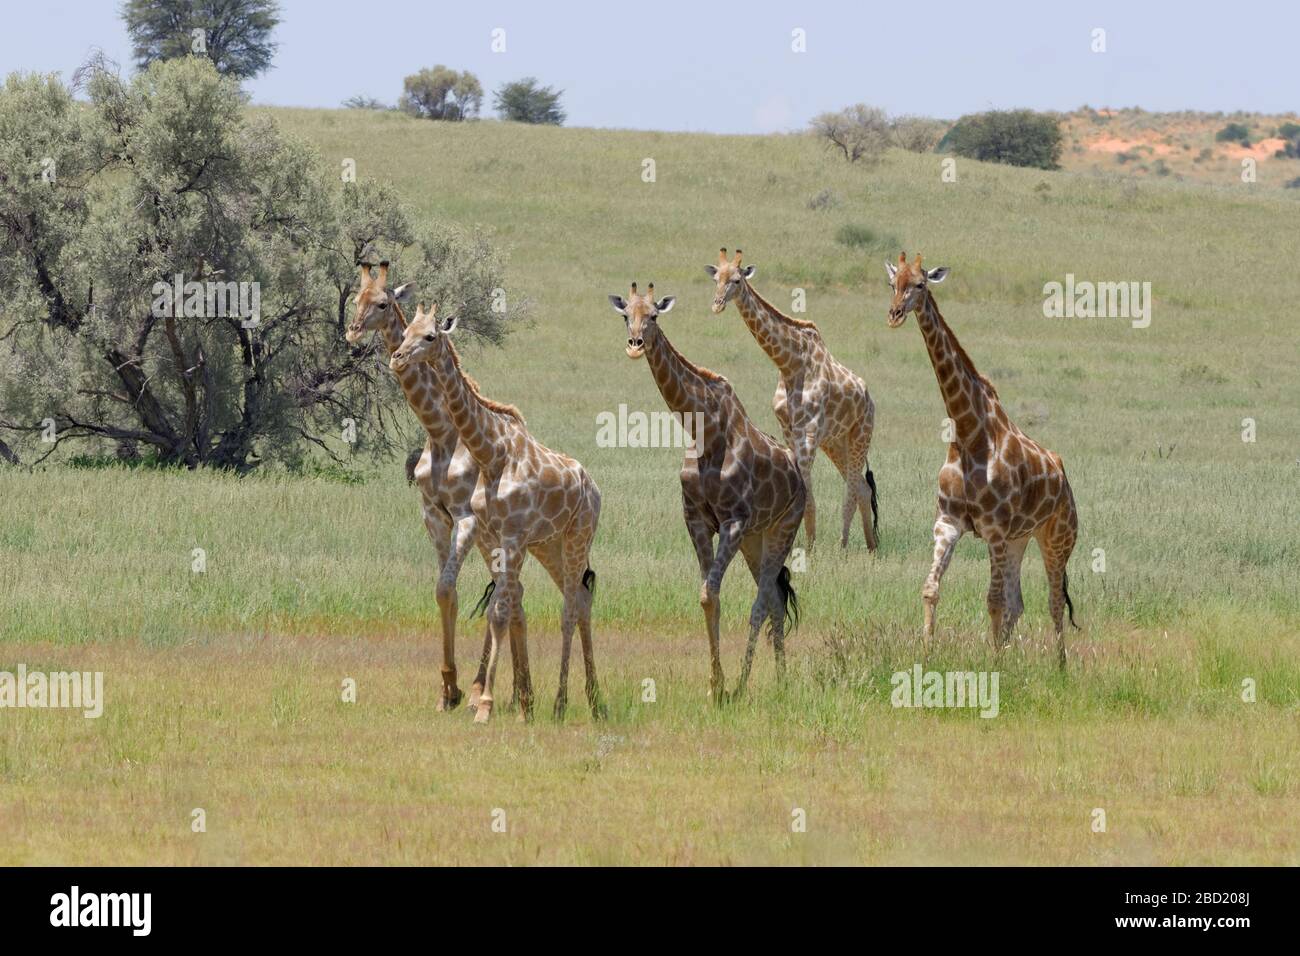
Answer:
[
  {"left": 473, "top": 699, "right": 493, "bottom": 723},
  {"left": 437, "top": 686, "right": 463, "bottom": 712},
  {"left": 466, "top": 684, "right": 482, "bottom": 712}
]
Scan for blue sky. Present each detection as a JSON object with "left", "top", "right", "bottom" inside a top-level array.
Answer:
[{"left": 3, "top": 0, "right": 1292, "bottom": 132}]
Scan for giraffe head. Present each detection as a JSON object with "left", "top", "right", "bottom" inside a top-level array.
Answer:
[
  {"left": 608, "top": 281, "right": 675, "bottom": 359},
  {"left": 390, "top": 302, "right": 458, "bottom": 372},
  {"left": 704, "top": 248, "right": 755, "bottom": 314},
  {"left": 885, "top": 252, "right": 948, "bottom": 327},
  {"left": 345, "top": 260, "right": 415, "bottom": 344}
]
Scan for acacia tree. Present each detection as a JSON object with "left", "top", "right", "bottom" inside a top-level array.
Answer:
[
  {"left": 810, "top": 104, "right": 890, "bottom": 163},
  {"left": 0, "top": 58, "right": 519, "bottom": 471},
  {"left": 122, "top": 0, "right": 281, "bottom": 80},
  {"left": 399, "top": 66, "right": 483, "bottom": 121},
  {"left": 493, "top": 78, "right": 565, "bottom": 125}
]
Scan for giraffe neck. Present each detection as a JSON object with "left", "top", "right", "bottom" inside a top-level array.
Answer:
[
  {"left": 917, "top": 292, "right": 997, "bottom": 448},
  {"left": 644, "top": 325, "right": 722, "bottom": 419},
  {"left": 375, "top": 310, "right": 459, "bottom": 450},
  {"left": 734, "top": 282, "right": 807, "bottom": 377},
  {"left": 425, "top": 333, "right": 515, "bottom": 474}
]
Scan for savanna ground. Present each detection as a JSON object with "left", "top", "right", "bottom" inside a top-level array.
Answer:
[{"left": 1, "top": 111, "right": 1297, "bottom": 864}]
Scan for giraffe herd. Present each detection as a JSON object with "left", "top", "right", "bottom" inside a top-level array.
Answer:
[{"left": 348, "top": 248, "right": 1078, "bottom": 722}]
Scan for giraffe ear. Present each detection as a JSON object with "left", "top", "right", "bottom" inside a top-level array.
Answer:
[
  {"left": 885, "top": 262, "right": 898, "bottom": 282},
  {"left": 655, "top": 296, "right": 676, "bottom": 313},
  {"left": 740, "top": 265, "right": 756, "bottom": 280},
  {"left": 704, "top": 265, "right": 718, "bottom": 279},
  {"left": 440, "top": 312, "right": 460, "bottom": 334},
  {"left": 608, "top": 295, "right": 627, "bottom": 314},
  {"left": 392, "top": 282, "right": 415, "bottom": 305},
  {"left": 926, "top": 267, "right": 949, "bottom": 283}
]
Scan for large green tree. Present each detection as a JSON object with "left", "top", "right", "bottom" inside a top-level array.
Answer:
[
  {"left": 122, "top": 0, "right": 281, "bottom": 80},
  {"left": 0, "top": 58, "right": 518, "bottom": 471}
]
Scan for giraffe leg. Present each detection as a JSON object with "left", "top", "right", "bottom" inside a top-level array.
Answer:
[
  {"left": 764, "top": 494, "right": 804, "bottom": 683},
  {"left": 1037, "top": 504, "right": 1079, "bottom": 669},
  {"left": 824, "top": 439, "right": 876, "bottom": 552},
  {"left": 434, "top": 513, "right": 479, "bottom": 711},
  {"left": 856, "top": 395, "right": 878, "bottom": 550},
  {"left": 1002, "top": 536, "right": 1031, "bottom": 640},
  {"left": 734, "top": 536, "right": 766, "bottom": 698},
  {"left": 702, "top": 518, "right": 745, "bottom": 704},
  {"left": 795, "top": 441, "right": 818, "bottom": 550},
  {"left": 477, "top": 542, "right": 529, "bottom": 723},
  {"left": 922, "top": 513, "right": 963, "bottom": 640},
  {"left": 986, "top": 537, "right": 1010, "bottom": 648},
  {"left": 554, "top": 526, "right": 599, "bottom": 721},
  {"left": 467, "top": 537, "right": 498, "bottom": 712}
]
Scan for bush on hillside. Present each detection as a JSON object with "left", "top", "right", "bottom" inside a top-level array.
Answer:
[
  {"left": 1215, "top": 122, "right": 1250, "bottom": 144},
  {"left": 944, "top": 109, "right": 1062, "bottom": 170},
  {"left": 810, "top": 104, "right": 890, "bottom": 164},
  {"left": 400, "top": 66, "right": 483, "bottom": 121},
  {"left": 493, "top": 78, "right": 566, "bottom": 125},
  {"left": 890, "top": 115, "right": 947, "bottom": 153}
]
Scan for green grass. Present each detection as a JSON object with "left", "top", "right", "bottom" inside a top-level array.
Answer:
[{"left": 1, "top": 111, "right": 1297, "bottom": 864}]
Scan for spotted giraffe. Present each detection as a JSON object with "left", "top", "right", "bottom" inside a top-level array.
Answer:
[
  {"left": 391, "top": 303, "right": 603, "bottom": 723},
  {"left": 347, "top": 261, "right": 501, "bottom": 712},
  {"left": 610, "top": 282, "right": 805, "bottom": 702},
  {"left": 707, "top": 249, "right": 878, "bottom": 551},
  {"left": 885, "top": 253, "right": 1079, "bottom": 665}
]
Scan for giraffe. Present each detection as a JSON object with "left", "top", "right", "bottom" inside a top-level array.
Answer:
[
  {"left": 346, "top": 261, "right": 504, "bottom": 712},
  {"left": 884, "top": 253, "right": 1079, "bottom": 666},
  {"left": 707, "top": 248, "right": 878, "bottom": 551},
  {"left": 391, "top": 302, "right": 604, "bottom": 723},
  {"left": 609, "top": 282, "right": 805, "bottom": 702}
]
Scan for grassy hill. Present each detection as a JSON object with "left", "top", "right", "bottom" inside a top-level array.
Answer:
[{"left": 1, "top": 110, "right": 1296, "bottom": 864}]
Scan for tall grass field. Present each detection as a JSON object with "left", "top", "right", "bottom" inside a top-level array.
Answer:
[{"left": 1, "top": 111, "right": 1297, "bottom": 864}]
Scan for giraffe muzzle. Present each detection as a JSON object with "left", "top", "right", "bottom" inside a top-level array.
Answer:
[
  {"left": 625, "top": 339, "right": 645, "bottom": 359},
  {"left": 887, "top": 308, "right": 907, "bottom": 328},
  {"left": 711, "top": 298, "right": 726, "bottom": 314}
]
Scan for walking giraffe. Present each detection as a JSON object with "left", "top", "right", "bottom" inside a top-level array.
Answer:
[
  {"left": 347, "top": 261, "right": 501, "bottom": 712},
  {"left": 707, "top": 248, "right": 878, "bottom": 551},
  {"left": 391, "top": 302, "right": 604, "bottom": 722},
  {"left": 610, "top": 282, "right": 805, "bottom": 702},
  {"left": 885, "top": 253, "right": 1079, "bottom": 665}
]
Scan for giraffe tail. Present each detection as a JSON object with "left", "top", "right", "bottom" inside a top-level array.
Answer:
[
  {"left": 1062, "top": 571, "right": 1079, "bottom": 629},
  {"left": 864, "top": 467, "right": 879, "bottom": 535},
  {"left": 469, "top": 581, "right": 495, "bottom": 618},
  {"left": 404, "top": 447, "right": 423, "bottom": 484},
  {"left": 775, "top": 566, "right": 800, "bottom": 634},
  {"left": 582, "top": 567, "right": 597, "bottom": 596}
]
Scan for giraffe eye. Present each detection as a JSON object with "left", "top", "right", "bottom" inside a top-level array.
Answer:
[
  {"left": 378, "top": 301, "right": 388, "bottom": 309},
  {"left": 424, "top": 333, "right": 434, "bottom": 342}
]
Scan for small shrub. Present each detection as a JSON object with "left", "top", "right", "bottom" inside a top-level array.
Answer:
[
  {"left": 342, "top": 95, "right": 388, "bottom": 110},
  {"left": 1214, "top": 122, "right": 1250, "bottom": 144},
  {"left": 890, "top": 115, "right": 946, "bottom": 153},
  {"left": 806, "top": 188, "right": 841, "bottom": 211},
  {"left": 834, "top": 224, "right": 899, "bottom": 253}
]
